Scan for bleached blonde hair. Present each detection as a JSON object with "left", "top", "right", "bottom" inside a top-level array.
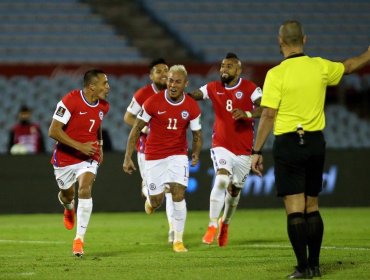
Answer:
[{"left": 169, "top": 65, "right": 188, "bottom": 79}]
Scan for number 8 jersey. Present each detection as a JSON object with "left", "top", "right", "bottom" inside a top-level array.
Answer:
[{"left": 51, "top": 89, "right": 110, "bottom": 167}]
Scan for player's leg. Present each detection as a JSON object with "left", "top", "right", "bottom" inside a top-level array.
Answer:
[
  {"left": 170, "top": 183, "right": 188, "bottom": 252},
  {"left": 304, "top": 133, "right": 325, "bottom": 277},
  {"left": 144, "top": 158, "right": 167, "bottom": 214},
  {"left": 305, "top": 196, "right": 322, "bottom": 277},
  {"left": 137, "top": 152, "right": 148, "bottom": 198},
  {"left": 274, "top": 134, "right": 310, "bottom": 278},
  {"left": 167, "top": 155, "right": 189, "bottom": 252},
  {"left": 164, "top": 185, "right": 174, "bottom": 243},
  {"left": 203, "top": 147, "right": 231, "bottom": 244},
  {"left": 218, "top": 154, "right": 251, "bottom": 246},
  {"left": 54, "top": 165, "right": 77, "bottom": 230},
  {"left": 72, "top": 160, "right": 98, "bottom": 257}
]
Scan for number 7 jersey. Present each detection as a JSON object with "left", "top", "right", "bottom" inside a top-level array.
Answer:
[{"left": 51, "top": 89, "right": 110, "bottom": 167}]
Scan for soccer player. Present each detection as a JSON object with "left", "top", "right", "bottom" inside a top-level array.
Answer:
[
  {"left": 251, "top": 20, "right": 370, "bottom": 278},
  {"left": 123, "top": 65, "right": 202, "bottom": 253},
  {"left": 189, "top": 53, "right": 262, "bottom": 247},
  {"left": 48, "top": 69, "right": 110, "bottom": 257},
  {"left": 123, "top": 58, "right": 175, "bottom": 243}
]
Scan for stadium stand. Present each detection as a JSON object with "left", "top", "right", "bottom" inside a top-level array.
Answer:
[
  {"left": 0, "top": 74, "right": 370, "bottom": 154},
  {"left": 0, "top": 0, "right": 145, "bottom": 63},
  {"left": 141, "top": 0, "right": 370, "bottom": 63}
]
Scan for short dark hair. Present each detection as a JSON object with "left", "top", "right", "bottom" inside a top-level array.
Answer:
[
  {"left": 149, "top": 58, "right": 167, "bottom": 70},
  {"left": 83, "top": 69, "right": 105, "bottom": 87},
  {"left": 19, "top": 105, "right": 31, "bottom": 113},
  {"left": 225, "top": 52, "right": 239, "bottom": 60}
]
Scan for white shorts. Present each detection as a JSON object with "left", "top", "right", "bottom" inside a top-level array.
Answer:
[
  {"left": 53, "top": 160, "right": 98, "bottom": 190},
  {"left": 145, "top": 155, "right": 189, "bottom": 196},
  {"left": 210, "top": 147, "right": 252, "bottom": 188},
  {"left": 137, "top": 152, "right": 146, "bottom": 180}
]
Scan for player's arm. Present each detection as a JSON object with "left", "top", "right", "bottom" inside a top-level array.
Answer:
[
  {"left": 251, "top": 107, "right": 277, "bottom": 177},
  {"left": 343, "top": 46, "right": 370, "bottom": 74},
  {"left": 123, "top": 111, "right": 136, "bottom": 127},
  {"left": 48, "top": 119, "right": 96, "bottom": 156},
  {"left": 188, "top": 89, "right": 204, "bottom": 100},
  {"left": 232, "top": 92, "right": 263, "bottom": 120},
  {"left": 190, "top": 129, "right": 203, "bottom": 166},
  {"left": 189, "top": 113, "right": 202, "bottom": 166},
  {"left": 123, "top": 118, "right": 147, "bottom": 174},
  {"left": 98, "top": 125, "right": 104, "bottom": 163}
]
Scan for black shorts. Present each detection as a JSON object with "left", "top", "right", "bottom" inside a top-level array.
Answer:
[{"left": 273, "top": 131, "right": 326, "bottom": 197}]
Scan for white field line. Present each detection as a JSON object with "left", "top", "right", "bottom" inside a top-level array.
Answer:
[
  {"left": 0, "top": 239, "right": 65, "bottom": 244},
  {"left": 242, "top": 244, "right": 370, "bottom": 251},
  {"left": 1, "top": 240, "right": 369, "bottom": 251}
]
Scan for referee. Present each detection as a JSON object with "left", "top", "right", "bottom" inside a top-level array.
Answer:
[{"left": 251, "top": 20, "right": 370, "bottom": 279}]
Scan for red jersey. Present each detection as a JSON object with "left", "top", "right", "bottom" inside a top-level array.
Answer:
[
  {"left": 126, "top": 83, "right": 159, "bottom": 153},
  {"left": 50, "top": 90, "right": 110, "bottom": 167},
  {"left": 200, "top": 78, "right": 262, "bottom": 155},
  {"left": 139, "top": 90, "right": 201, "bottom": 160}
]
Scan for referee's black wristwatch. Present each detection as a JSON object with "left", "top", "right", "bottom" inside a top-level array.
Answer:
[{"left": 251, "top": 149, "right": 262, "bottom": 155}]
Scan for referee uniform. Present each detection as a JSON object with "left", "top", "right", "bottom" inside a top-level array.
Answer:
[
  {"left": 252, "top": 20, "right": 370, "bottom": 279},
  {"left": 261, "top": 53, "right": 345, "bottom": 197}
]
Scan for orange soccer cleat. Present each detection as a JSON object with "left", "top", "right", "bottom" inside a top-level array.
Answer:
[
  {"left": 72, "top": 238, "right": 84, "bottom": 257},
  {"left": 202, "top": 225, "right": 217, "bottom": 245},
  {"left": 63, "top": 208, "right": 75, "bottom": 230},
  {"left": 217, "top": 218, "right": 229, "bottom": 247}
]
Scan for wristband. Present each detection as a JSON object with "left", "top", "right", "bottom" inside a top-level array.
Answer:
[
  {"left": 245, "top": 111, "right": 252, "bottom": 118},
  {"left": 251, "top": 149, "right": 262, "bottom": 155},
  {"left": 98, "top": 140, "right": 103, "bottom": 146}
]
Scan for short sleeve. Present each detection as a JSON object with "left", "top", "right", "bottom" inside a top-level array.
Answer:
[
  {"left": 52, "top": 101, "right": 71, "bottom": 124},
  {"left": 126, "top": 97, "right": 142, "bottom": 115},
  {"left": 261, "top": 69, "right": 282, "bottom": 109}
]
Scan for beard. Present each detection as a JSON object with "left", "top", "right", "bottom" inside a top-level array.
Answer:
[
  {"left": 220, "top": 74, "right": 234, "bottom": 85},
  {"left": 155, "top": 82, "right": 167, "bottom": 91}
]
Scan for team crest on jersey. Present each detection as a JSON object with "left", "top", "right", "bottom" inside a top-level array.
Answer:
[
  {"left": 235, "top": 91, "right": 243, "bottom": 99},
  {"left": 219, "top": 158, "right": 227, "bottom": 165},
  {"left": 56, "top": 106, "right": 66, "bottom": 117},
  {"left": 99, "top": 111, "right": 104, "bottom": 120},
  {"left": 149, "top": 183, "right": 156, "bottom": 190},
  {"left": 181, "top": 110, "right": 189, "bottom": 120}
]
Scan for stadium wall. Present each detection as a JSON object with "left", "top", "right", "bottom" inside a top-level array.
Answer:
[{"left": 1, "top": 150, "right": 369, "bottom": 214}]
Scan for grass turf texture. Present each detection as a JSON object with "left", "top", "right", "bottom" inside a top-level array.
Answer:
[{"left": 0, "top": 208, "right": 369, "bottom": 280}]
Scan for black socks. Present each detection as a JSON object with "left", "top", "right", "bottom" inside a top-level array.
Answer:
[
  {"left": 306, "top": 211, "right": 324, "bottom": 267},
  {"left": 287, "top": 212, "right": 308, "bottom": 271}
]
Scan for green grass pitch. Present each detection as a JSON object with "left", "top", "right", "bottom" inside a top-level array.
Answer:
[{"left": 0, "top": 208, "right": 369, "bottom": 279}]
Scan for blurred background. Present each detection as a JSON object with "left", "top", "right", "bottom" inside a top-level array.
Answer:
[{"left": 1, "top": 0, "right": 369, "bottom": 213}]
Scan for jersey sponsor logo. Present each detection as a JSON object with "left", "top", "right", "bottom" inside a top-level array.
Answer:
[
  {"left": 79, "top": 111, "right": 87, "bottom": 115},
  {"left": 216, "top": 92, "right": 224, "bottom": 95},
  {"left": 158, "top": 110, "right": 166, "bottom": 115},
  {"left": 56, "top": 106, "right": 66, "bottom": 117},
  {"left": 99, "top": 111, "right": 104, "bottom": 120},
  {"left": 235, "top": 91, "right": 243, "bottom": 99},
  {"left": 149, "top": 183, "right": 156, "bottom": 190},
  {"left": 181, "top": 110, "right": 189, "bottom": 119}
]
